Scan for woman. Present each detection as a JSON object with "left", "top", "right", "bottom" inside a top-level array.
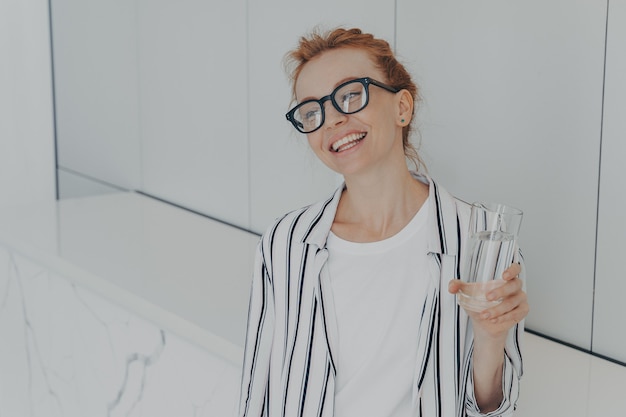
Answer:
[{"left": 239, "top": 27, "right": 528, "bottom": 417}]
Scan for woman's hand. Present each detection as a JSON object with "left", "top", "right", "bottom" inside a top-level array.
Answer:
[
  {"left": 448, "top": 264, "right": 528, "bottom": 412},
  {"left": 448, "top": 263, "right": 528, "bottom": 339}
]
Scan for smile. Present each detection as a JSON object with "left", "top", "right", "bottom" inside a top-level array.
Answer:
[{"left": 331, "top": 133, "right": 366, "bottom": 153}]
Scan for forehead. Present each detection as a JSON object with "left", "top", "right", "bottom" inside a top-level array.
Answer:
[{"left": 295, "top": 48, "right": 381, "bottom": 100}]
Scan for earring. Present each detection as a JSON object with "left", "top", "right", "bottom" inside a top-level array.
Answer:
[{"left": 401, "top": 118, "right": 405, "bottom": 124}]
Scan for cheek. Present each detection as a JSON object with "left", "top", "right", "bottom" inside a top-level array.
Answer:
[
  {"left": 306, "top": 134, "right": 325, "bottom": 154},
  {"left": 356, "top": 110, "right": 392, "bottom": 135},
  {"left": 357, "top": 101, "right": 392, "bottom": 125}
]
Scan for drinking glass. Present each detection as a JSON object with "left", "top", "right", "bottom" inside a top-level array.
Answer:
[{"left": 457, "top": 202, "right": 523, "bottom": 312}]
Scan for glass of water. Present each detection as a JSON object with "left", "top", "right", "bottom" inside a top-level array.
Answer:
[{"left": 457, "top": 202, "right": 523, "bottom": 312}]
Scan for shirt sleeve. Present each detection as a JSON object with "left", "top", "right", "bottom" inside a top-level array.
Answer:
[
  {"left": 239, "top": 241, "right": 275, "bottom": 417},
  {"left": 464, "top": 249, "right": 525, "bottom": 417}
]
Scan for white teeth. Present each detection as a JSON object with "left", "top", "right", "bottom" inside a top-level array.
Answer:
[{"left": 331, "top": 133, "right": 366, "bottom": 152}]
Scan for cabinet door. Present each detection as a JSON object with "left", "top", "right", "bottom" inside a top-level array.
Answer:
[
  {"left": 247, "top": 2, "right": 395, "bottom": 233},
  {"left": 52, "top": 0, "right": 141, "bottom": 191},
  {"left": 397, "top": 0, "right": 607, "bottom": 348},
  {"left": 138, "top": 0, "right": 250, "bottom": 228},
  {"left": 593, "top": 0, "right": 626, "bottom": 364}
]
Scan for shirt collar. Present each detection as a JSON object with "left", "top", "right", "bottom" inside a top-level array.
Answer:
[
  {"left": 302, "top": 184, "right": 344, "bottom": 248},
  {"left": 302, "top": 172, "right": 451, "bottom": 257}
]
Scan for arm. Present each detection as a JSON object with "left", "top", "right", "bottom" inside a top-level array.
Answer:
[
  {"left": 239, "top": 243, "right": 274, "bottom": 417},
  {"left": 449, "top": 259, "right": 528, "bottom": 415}
]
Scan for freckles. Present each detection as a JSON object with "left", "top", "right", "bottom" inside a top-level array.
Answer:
[{"left": 306, "top": 134, "right": 324, "bottom": 151}]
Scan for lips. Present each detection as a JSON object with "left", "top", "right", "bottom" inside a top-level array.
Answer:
[{"left": 331, "top": 132, "right": 366, "bottom": 152}]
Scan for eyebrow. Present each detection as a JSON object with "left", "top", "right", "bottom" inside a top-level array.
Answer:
[{"left": 296, "top": 76, "right": 363, "bottom": 103}]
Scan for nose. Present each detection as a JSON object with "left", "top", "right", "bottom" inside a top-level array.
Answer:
[{"left": 323, "top": 101, "right": 347, "bottom": 129}]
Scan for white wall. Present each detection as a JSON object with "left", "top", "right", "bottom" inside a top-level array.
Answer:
[
  {"left": 51, "top": 0, "right": 141, "bottom": 192},
  {"left": 57, "top": 167, "right": 124, "bottom": 199},
  {"left": 49, "top": 0, "right": 626, "bottom": 360},
  {"left": 247, "top": 1, "right": 395, "bottom": 232},
  {"left": 52, "top": 0, "right": 395, "bottom": 231},
  {"left": 0, "top": 0, "right": 56, "bottom": 209},
  {"left": 593, "top": 0, "right": 626, "bottom": 364},
  {"left": 396, "top": 0, "right": 607, "bottom": 349},
  {"left": 137, "top": 0, "right": 250, "bottom": 228}
]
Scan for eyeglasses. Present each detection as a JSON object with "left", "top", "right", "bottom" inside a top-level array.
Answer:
[{"left": 285, "top": 77, "right": 399, "bottom": 134}]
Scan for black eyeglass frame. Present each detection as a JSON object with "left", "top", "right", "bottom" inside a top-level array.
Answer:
[{"left": 285, "top": 77, "right": 400, "bottom": 134}]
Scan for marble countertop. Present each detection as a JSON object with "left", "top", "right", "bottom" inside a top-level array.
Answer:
[{"left": 0, "top": 192, "right": 259, "bottom": 365}]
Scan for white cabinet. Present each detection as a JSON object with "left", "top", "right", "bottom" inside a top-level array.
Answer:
[
  {"left": 593, "top": 0, "right": 626, "bottom": 363},
  {"left": 396, "top": 0, "right": 608, "bottom": 348}
]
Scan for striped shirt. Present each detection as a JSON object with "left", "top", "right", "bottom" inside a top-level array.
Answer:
[{"left": 239, "top": 174, "right": 524, "bottom": 417}]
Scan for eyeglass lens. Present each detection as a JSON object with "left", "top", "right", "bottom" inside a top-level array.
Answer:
[{"left": 294, "top": 80, "right": 368, "bottom": 133}]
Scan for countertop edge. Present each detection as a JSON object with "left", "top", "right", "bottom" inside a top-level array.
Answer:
[{"left": 0, "top": 239, "right": 245, "bottom": 366}]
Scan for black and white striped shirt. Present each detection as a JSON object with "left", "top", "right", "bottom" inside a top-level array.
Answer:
[{"left": 239, "top": 174, "right": 524, "bottom": 417}]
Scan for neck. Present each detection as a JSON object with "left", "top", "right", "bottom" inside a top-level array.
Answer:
[{"left": 333, "top": 164, "right": 428, "bottom": 242}]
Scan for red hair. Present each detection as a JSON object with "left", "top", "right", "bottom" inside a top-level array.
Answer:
[{"left": 285, "top": 27, "right": 423, "bottom": 170}]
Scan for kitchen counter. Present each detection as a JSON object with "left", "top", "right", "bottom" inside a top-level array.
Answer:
[{"left": 0, "top": 192, "right": 259, "bottom": 416}]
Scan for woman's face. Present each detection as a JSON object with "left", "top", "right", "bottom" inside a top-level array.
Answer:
[{"left": 294, "top": 48, "right": 408, "bottom": 177}]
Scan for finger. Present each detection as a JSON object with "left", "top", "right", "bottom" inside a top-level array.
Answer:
[
  {"left": 448, "top": 279, "right": 464, "bottom": 294},
  {"left": 486, "top": 300, "right": 529, "bottom": 326},
  {"left": 486, "top": 277, "right": 523, "bottom": 301},
  {"left": 502, "top": 263, "right": 521, "bottom": 280},
  {"left": 486, "top": 286, "right": 525, "bottom": 315},
  {"left": 482, "top": 289, "right": 527, "bottom": 320}
]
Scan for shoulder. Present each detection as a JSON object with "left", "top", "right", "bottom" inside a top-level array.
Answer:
[
  {"left": 259, "top": 190, "right": 339, "bottom": 256},
  {"left": 428, "top": 176, "right": 472, "bottom": 219},
  {"left": 259, "top": 205, "right": 310, "bottom": 251},
  {"left": 453, "top": 195, "right": 472, "bottom": 220},
  {"left": 426, "top": 177, "right": 474, "bottom": 252}
]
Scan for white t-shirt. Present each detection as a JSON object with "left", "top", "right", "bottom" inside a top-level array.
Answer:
[{"left": 326, "top": 199, "right": 431, "bottom": 417}]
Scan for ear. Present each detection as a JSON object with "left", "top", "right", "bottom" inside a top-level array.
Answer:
[{"left": 396, "top": 89, "right": 414, "bottom": 126}]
